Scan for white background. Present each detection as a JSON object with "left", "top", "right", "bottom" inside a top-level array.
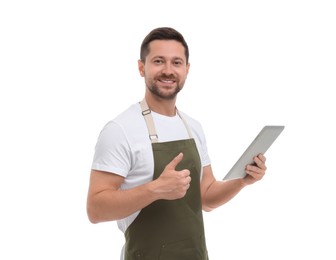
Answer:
[{"left": 1, "top": 0, "right": 335, "bottom": 259}]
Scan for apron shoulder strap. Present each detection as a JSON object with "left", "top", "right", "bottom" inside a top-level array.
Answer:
[
  {"left": 139, "top": 99, "right": 193, "bottom": 143},
  {"left": 139, "top": 99, "right": 158, "bottom": 143},
  {"left": 176, "top": 110, "right": 193, "bottom": 140}
]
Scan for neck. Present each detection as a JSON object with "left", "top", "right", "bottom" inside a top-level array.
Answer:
[{"left": 144, "top": 93, "right": 177, "bottom": 117}]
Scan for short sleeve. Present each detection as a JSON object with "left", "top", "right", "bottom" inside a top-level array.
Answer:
[{"left": 91, "top": 121, "right": 131, "bottom": 177}]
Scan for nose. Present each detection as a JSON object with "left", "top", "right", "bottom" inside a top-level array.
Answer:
[{"left": 161, "top": 62, "right": 174, "bottom": 75}]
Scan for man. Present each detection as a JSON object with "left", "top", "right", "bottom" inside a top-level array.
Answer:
[{"left": 87, "top": 27, "right": 267, "bottom": 260}]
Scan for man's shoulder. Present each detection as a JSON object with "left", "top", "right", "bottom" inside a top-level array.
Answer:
[
  {"left": 178, "top": 110, "right": 203, "bottom": 129},
  {"left": 108, "top": 102, "right": 148, "bottom": 136},
  {"left": 113, "top": 103, "right": 142, "bottom": 124},
  {"left": 99, "top": 102, "right": 147, "bottom": 143}
]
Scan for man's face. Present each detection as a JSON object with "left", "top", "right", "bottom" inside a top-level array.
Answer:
[{"left": 138, "top": 40, "right": 190, "bottom": 100}]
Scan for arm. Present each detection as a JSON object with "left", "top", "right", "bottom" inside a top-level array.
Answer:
[
  {"left": 87, "top": 170, "right": 158, "bottom": 223},
  {"left": 87, "top": 153, "right": 191, "bottom": 223},
  {"left": 200, "top": 154, "right": 267, "bottom": 212}
]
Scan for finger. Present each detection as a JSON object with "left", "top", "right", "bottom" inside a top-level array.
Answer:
[
  {"left": 245, "top": 164, "right": 265, "bottom": 181},
  {"left": 246, "top": 164, "right": 265, "bottom": 174},
  {"left": 245, "top": 167, "right": 264, "bottom": 181},
  {"left": 165, "top": 152, "right": 184, "bottom": 170},
  {"left": 185, "top": 175, "right": 191, "bottom": 183},
  {"left": 254, "top": 156, "right": 267, "bottom": 170},
  {"left": 258, "top": 153, "right": 266, "bottom": 163},
  {"left": 180, "top": 169, "right": 191, "bottom": 178}
]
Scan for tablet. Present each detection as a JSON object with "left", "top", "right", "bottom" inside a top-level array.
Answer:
[{"left": 223, "top": 125, "right": 285, "bottom": 181}]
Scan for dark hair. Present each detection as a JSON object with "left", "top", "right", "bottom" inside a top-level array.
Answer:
[{"left": 140, "top": 27, "right": 189, "bottom": 63}]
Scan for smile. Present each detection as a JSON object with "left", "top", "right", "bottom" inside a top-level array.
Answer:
[{"left": 158, "top": 79, "right": 176, "bottom": 84}]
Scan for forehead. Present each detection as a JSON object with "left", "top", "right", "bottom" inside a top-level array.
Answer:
[{"left": 147, "top": 40, "right": 186, "bottom": 60}]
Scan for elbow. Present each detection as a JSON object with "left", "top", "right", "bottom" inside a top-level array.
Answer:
[
  {"left": 86, "top": 194, "right": 107, "bottom": 224},
  {"left": 202, "top": 199, "right": 216, "bottom": 212},
  {"left": 201, "top": 192, "right": 216, "bottom": 212},
  {"left": 86, "top": 201, "right": 119, "bottom": 223},
  {"left": 88, "top": 216, "right": 99, "bottom": 224},
  {"left": 87, "top": 199, "right": 104, "bottom": 224},
  {"left": 86, "top": 192, "right": 121, "bottom": 223},
  {"left": 87, "top": 206, "right": 100, "bottom": 224},
  {"left": 202, "top": 204, "right": 215, "bottom": 212}
]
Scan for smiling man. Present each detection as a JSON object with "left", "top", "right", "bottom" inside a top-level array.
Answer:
[
  {"left": 140, "top": 39, "right": 188, "bottom": 102},
  {"left": 86, "top": 27, "right": 267, "bottom": 260}
]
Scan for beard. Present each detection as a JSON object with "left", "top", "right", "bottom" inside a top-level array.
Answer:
[
  {"left": 146, "top": 74, "right": 184, "bottom": 100},
  {"left": 148, "top": 83, "right": 181, "bottom": 100}
]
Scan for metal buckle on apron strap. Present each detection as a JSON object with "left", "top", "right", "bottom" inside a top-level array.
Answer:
[
  {"left": 140, "top": 98, "right": 192, "bottom": 143},
  {"left": 141, "top": 108, "right": 151, "bottom": 116},
  {"left": 149, "top": 134, "right": 158, "bottom": 141},
  {"left": 140, "top": 100, "right": 159, "bottom": 143}
]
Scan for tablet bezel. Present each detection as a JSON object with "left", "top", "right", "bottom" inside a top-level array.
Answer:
[{"left": 223, "top": 125, "right": 285, "bottom": 181}]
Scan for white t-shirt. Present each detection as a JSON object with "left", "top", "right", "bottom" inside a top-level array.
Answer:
[{"left": 91, "top": 102, "right": 211, "bottom": 232}]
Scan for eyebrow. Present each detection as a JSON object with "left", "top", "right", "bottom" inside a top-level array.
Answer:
[{"left": 152, "top": 56, "right": 185, "bottom": 62}]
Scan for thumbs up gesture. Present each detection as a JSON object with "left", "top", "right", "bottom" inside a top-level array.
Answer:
[{"left": 153, "top": 153, "right": 191, "bottom": 200}]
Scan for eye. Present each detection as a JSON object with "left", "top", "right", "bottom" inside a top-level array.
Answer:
[
  {"left": 173, "top": 60, "right": 183, "bottom": 66},
  {"left": 153, "top": 59, "right": 164, "bottom": 64}
]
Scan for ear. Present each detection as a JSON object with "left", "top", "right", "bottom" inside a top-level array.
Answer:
[
  {"left": 138, "top": 60, "right": 145, "bottom": 77},
  {"left": 186, "top": 62, "right": 190, "bottom": 76}
]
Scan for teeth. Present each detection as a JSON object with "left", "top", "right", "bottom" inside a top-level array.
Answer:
[{"left": 161, "top": 79, "right": 174, "bottom": 83}]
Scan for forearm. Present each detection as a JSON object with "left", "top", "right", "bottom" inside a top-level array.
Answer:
[
  {"left": 202, "top": 179, "right": 247, "bottom": 211},
  {"left": 87, "top": 181, "right": 159, "bottom": 223}
]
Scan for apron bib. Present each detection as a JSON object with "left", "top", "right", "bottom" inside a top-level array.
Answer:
[{"left": 124, "top": 100, "right": 208, "bottom": 260}]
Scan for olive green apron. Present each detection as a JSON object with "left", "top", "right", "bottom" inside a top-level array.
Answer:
[{"left": 124, "top": 99, "right": 208, "bottom": 260}]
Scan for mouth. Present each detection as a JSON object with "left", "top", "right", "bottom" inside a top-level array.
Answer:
[{"left": 157, "top": 78, "right": 176, "bottom": 85}]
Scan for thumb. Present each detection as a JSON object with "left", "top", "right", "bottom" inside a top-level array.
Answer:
[{"left": 166, "top": 152, "right": 184, "bottom": 170}]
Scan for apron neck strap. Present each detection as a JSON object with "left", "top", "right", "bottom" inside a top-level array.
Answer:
[{"left": 139, "top": 98, "right": 193, "bottom": 143}]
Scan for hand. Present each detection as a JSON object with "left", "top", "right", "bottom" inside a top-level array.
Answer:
[
  {"left": 243, "top": 153, "right": 267, "bottom": 185},
  {"left": 154, "top": 153, "right": 191, "bottom": 200}
]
